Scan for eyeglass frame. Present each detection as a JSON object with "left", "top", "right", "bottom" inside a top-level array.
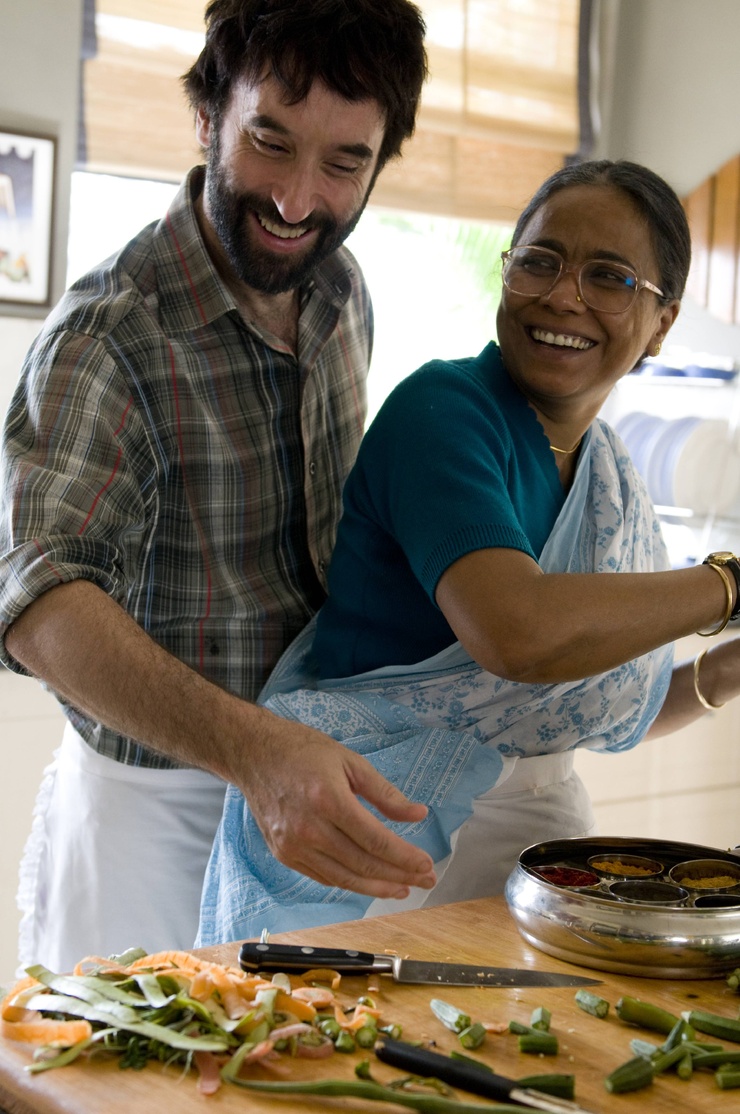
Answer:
[{"left": 500, "top": 245, "right": 666, "bottom": 314}]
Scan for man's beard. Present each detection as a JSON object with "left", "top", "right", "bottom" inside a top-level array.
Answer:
[{"left": 204, "top": 141, "right": 371, "bottom": 295}]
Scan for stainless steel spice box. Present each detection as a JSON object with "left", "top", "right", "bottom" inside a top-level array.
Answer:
[{"left": 505, "top": 836, "right": 740, "bottom": 978}]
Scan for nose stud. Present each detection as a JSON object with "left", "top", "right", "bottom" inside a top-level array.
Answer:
[{"left": 576, "top": 294, "right": 582, "bottom": 303}]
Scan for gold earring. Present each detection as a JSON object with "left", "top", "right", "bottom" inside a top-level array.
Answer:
[{"left": 652, "top": 341, "right": 662, "bottom": 357}]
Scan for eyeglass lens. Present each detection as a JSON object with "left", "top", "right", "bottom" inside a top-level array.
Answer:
[{"left": 503, "top": 247, "right": 639, "bottom": 312}]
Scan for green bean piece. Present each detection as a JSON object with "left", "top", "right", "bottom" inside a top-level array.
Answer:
[
  {"left": 430, "top": 999, "right": 471, "bottom": 1034},
  {"left": 726, "top": 968, "right": 740, "bottom": 991},
  {"left": 690, "top": 1049, "right": 740, "bottom": 1069},
  {"left": 318, "top": 1017, "right": 342, "bottom": 1041},
  {"left": 335, "top": 1030, "right": 356, "bottom": 1053},
  {"left": 518, "top": 1031, "right": 558, "bottom": 1055},
  {"left": 660, "top": 1017, "right": 694, "bottom": 1051},
  {"left": 629, "top": 1038, "right": 658, "bottom": 1058},
  {"left": 604, "top": 1055, "right": 654, "bottom": 1094},
  {"left": 650, "top": 1045, "right": 686, "bottom": 1074},
  {"left": 379, "top": 1023, "right": 403, "bottom": 1040},
  {"left": 716, "top": 1067, "right": 740, "bottom": 1089},
  {"left": 516, "top": 1073, "right": 576, "bottom": 1101},
  {"left": 615, "top": 995, "right": 680, "bottom": 1035},
  {"left": 356, "top": 1025, "right": 379, "bottom": 1049},
  {"left": 458, "top": 1022, "right": 486, "bottom": 1050},
  {"left": 529, "top": 1006, "right": 551, "bottom": 1031},
  {"left": 220, "top": 1076, "right": 540, "bottom": 1113},
  {"left": 681, "top": 1040, "right": 724, "bottom": 1055},
  {"left": 574, "top": 989, "right": 609, "bottom": 1019},
  {"left": 677, "top": 1052, "right": 693, "bottom": 1081},
  {"left": 685, "top": 1008, "right": 740, "bottom": 1044},
  {"left": 508, "top": 1020, "right": 532, "bottom": 1035}
]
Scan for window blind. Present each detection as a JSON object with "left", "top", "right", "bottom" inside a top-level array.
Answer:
[{"left": 81, "top": 0, "right": 580, "bottom": 223}]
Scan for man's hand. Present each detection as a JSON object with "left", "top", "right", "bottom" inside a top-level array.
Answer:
[{"left": 238, "top": 707, "right": 436, "bottom": 897}]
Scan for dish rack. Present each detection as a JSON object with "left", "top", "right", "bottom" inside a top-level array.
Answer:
[{"left": 603, "top": 357, "right": 740, "bottom": 567}]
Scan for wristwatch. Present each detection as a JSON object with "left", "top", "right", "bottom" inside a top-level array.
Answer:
[{"left": 703, "top": 551, "right": 740, "bottom": 621}]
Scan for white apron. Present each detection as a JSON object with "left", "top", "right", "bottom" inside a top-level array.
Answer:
[
  {"left": 17, "top": 724, "right": 226, "bottom": 976},
  {"left": 365, "top": 751, "right": 596, "bottom": 917}
]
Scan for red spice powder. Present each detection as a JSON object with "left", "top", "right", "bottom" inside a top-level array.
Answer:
[{"left": 534, "top": 865, "right": 599, "bottom": 888}]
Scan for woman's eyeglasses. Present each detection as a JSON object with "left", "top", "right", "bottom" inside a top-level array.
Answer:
[{"left": 501, "top": 246, "right": 665, "bottom": 314}]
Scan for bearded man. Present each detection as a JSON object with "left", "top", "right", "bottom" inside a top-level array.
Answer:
[{"left": 0, "top": 0, "right": 433, "bottom": 973}]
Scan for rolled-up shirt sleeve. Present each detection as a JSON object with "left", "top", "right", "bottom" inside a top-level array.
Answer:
[{"left": 0, "top": 328, "right": 150, "bottom": 671}]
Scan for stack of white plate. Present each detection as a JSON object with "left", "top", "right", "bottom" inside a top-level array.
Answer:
[{"left": 614, "top": 412, "right": 740, "bottom": 515}]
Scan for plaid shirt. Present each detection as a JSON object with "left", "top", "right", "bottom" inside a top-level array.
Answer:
[{"left": 0, "top": 167, "right": 370, "bottom": 766}]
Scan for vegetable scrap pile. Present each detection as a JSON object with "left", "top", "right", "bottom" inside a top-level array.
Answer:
[{"left": 0, "top": 947, "right": 400, "bottom": 1096}]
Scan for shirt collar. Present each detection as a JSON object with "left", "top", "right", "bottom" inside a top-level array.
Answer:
[{"left": 152, "top": 166, "right": 355, "bottom": 333}]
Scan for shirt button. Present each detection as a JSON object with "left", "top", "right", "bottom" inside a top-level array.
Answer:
[{"left": 308, "top": 461, "right": 317, "bottom": 476}]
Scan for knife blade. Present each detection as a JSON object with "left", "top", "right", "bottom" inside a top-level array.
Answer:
[
  {"left": 374, "top": 1037, "right": 599, "bottom": 1114},
  {"left": 238, "top": 942, "right": 601, "bottom": 987}
]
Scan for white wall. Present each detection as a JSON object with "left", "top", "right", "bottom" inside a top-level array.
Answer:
[
  {"left": 0, "top": 0, "right": 83, "bottom": 318},
  {"left": 595, "top": 0, "right": 740, "bottom": 361},
  {"left": 0, "top": 0, "right": 83, "bottom": 984},
  {"left": 597, "top": 0, "right": 740, "bottom": 196}
]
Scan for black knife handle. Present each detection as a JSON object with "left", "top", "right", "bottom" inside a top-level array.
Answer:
[
  {"left": 375, "top": 1038, "right": 514, "bottom": 1103},
  {"left": 239, "top": 941, "right": 381, "bottom": 973}
]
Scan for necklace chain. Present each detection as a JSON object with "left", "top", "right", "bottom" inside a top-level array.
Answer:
[{"left": 549, "top": 437, "right": 583, "bottom": 455}]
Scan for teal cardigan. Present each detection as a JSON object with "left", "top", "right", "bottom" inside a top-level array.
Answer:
[{"left": 314, "top": 342, "right": 566, "bottom": 678}]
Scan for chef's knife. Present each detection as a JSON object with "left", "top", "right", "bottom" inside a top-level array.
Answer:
[
  {"left": 374, "top": 1038, "right": 599, "bottom": 1114},
  {"left": 238, "top": 942, "right": 601, "bottom": 987}
]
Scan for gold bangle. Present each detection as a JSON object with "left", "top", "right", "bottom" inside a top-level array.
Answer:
[
  {"left": 693, "top": 648, "right": 726, "bottom": 710},
  {"left": 697, "top": 562, "right": 734, "bottom": 636}
]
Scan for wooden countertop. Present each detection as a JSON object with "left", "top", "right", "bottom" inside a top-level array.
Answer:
[{"left": 2, "top": 895, "right": 739, "bottom": 1113}]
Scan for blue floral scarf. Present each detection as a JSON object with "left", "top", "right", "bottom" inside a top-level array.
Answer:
[{"left": 197, "top": 421, "right": 673, "bottom": 945}]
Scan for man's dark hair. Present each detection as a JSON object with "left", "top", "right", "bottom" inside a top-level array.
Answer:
[
  {"left": 511, "top": 159, "right": 692, "bottom": 303},
  {"left": 183, "top": 0, "right": 428, "bottom": 171}
]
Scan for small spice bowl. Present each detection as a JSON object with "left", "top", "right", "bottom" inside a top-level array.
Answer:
[
  {"left": 693, "top": 893, "right": 740, "bottom": 909},
  {"left": 610, "top": 880, "right": 689, "bottom": 906},
  {"left": 587, "top": 853, "right": 664, "bottom": 881},
  {"left": 669, "top": 859, "right": 740, "bottom": 893},
  {"left": 531, "top": 864, "right": 601, "bottom": 889}
]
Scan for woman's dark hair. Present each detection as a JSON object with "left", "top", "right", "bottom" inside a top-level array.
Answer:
[
  {"left": 511, "top": 159, "right": 691, "bottom": 303},
  {"left": 182, "top": 0, "right": 428, "bottom": 171}
]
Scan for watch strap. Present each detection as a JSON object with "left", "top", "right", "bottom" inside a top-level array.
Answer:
[{"left": 703, "top": 554, "right": 740, "bottom": 621}]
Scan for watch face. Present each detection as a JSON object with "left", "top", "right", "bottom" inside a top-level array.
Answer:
[{"left": 707, "top": 551, "right": 735, "bottom": 563}]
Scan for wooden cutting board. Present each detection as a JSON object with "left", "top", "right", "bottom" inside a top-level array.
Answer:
[{"left": 1, "top": 895, "right": 739, "bottom": 1113}]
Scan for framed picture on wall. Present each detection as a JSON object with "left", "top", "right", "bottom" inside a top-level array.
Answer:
[{"left": 0, "top": 129, "right": 56, "bottom": 308}]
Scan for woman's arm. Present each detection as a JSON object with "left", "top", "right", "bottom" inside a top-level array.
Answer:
[
  {"left": 646, "top": 637, "right": 740, "bottom": 737},
  {"left": 435, "top": 546, "right": 735, "bottom": 684}
]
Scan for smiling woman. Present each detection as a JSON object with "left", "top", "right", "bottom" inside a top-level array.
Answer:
[
  {"left": 494, "top": 181, "right": 679, "bottom": 476},
  {"left": 198, "top": 158, "right": 740, "bottom": 947}
]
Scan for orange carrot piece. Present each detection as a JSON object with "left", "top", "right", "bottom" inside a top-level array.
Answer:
[{"left": 273, "top": 989, "right": 316, "bottom": 1022}]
